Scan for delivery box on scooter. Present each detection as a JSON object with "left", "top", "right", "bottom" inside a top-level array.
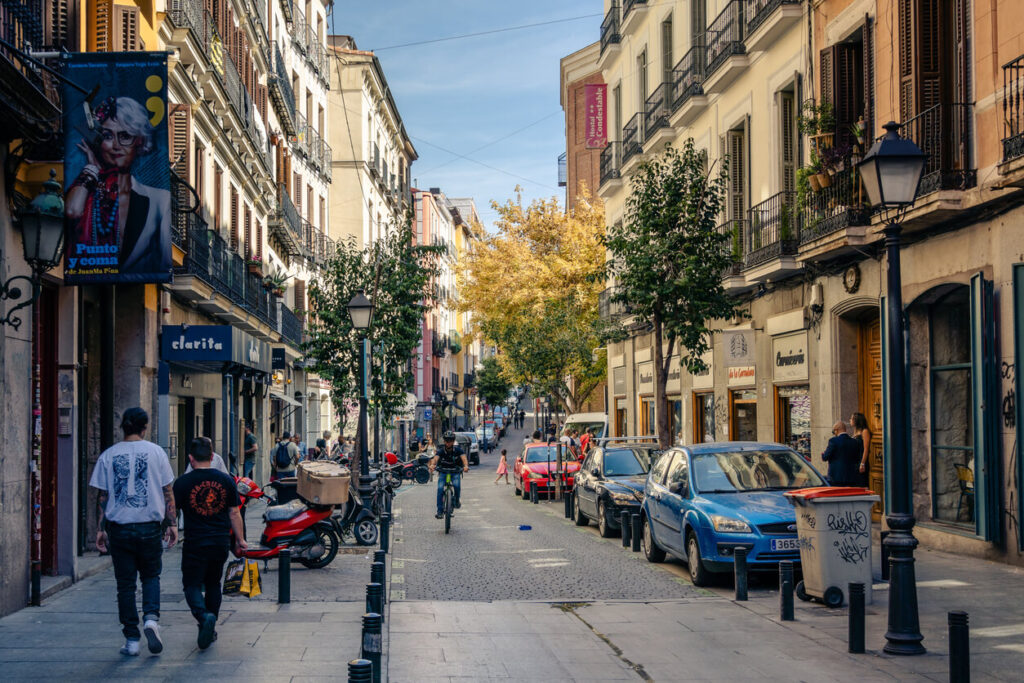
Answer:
[{"left": 296, "top": 461, "right": 351, "bottom": 505}]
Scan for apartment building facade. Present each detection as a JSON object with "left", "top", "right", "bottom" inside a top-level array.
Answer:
[
  {"left": 560, "top": 41, "right": 606, "bottom": 211},
  {"left": 594, "top": 0, "right": 1024, "bottom": 563}
]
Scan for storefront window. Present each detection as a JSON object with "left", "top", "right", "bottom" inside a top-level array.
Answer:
[
  {"left": 615, "top": 398, "right": 628, "bottom": 436},
  {"left": 694, "top": 392, "right": 715, "bottom": 443},
  {"left": 666, "top": 398, "right": 683, "bottom": 445},
  {"left": 730, "top": 390, "right": 757, "bottom": 441},
  {"left": 775, "top": 385, "right": 811, "bottom": 459},
  {"left": 929, "top": 287, "right": 974, "bottom": 526},
  {"left": 639, "top": 397, "right": 655, "bottom": 436}
]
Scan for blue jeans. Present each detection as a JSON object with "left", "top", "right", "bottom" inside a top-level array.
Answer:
[
  {"left": 243, "top": 458, "right": 254, "bottom": 479},
  {"left": 436, "top": 472, "right": 461, "bottom": 514},
  {"left": 108, "top": 521, "right": 163, "bottom": 640}
]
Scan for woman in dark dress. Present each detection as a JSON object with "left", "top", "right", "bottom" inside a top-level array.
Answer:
[{"left": 850, "top": 412, "right": 872, "bottom": 487}]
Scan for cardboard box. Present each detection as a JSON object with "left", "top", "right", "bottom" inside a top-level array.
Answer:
[{"left": 296, "top": 461, "right": 351, "bottom": 505}]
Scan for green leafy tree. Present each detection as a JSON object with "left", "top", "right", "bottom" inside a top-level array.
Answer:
[
  {"left": 604, "top": 140, "right": 743, "bottom": 448},
  {"left": 306, "top": 222, "right": 440, "bottom": 441},
  {"left": 474, "top": 356, "right": 512, "bottom": 415}
]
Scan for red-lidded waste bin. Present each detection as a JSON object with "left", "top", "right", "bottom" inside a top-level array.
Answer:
[{"left": 784, "top": 487, "right": 879, "bottom": 608}]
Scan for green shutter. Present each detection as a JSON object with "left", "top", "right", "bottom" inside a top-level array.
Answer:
[
  {"left": 970, "top": 273, "right": 1001, "bottom": 542},
  {"left": 1015, "top": 264, "right": 1024, "bottom": 551}
]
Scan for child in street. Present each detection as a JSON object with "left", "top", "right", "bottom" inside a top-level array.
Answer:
[{"left": 494, "top": 449, "right": 510, "bottom": 485}]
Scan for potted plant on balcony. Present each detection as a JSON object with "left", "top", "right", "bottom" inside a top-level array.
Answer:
[
  {"left": 247, "top": 256, "right": 264, "bottom": 276},
  {"left": 263, "top": 267, "right": 287, "bottom": 294},
  {"left": 851, "top": 117, "right": 866, "bottom": 147},
  {"left": 810, "top": 148, "right": 831, "bottom": 189}
]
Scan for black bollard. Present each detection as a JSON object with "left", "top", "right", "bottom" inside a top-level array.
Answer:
[
  {"left": 278, "top": 548, "right": 291, "bottom": 604},
  {"left": 361, "top": 613, "right": 383, "bottom": 683},
  {"left": 564, "top": 491, "right": 573, "bottom": 519},
  {"left": 373, "top": 549, "right": 386, "bottom": 565},
  {"left": 371, "top": 561, "right": 386, "bottom": 603},
  {"left": 779, "top": 560, "right": 794, "bottom": 621},
  {"left": 734, "top": 547, "right": 748, "bottom": 601},
  {"left": 366, "top": 582, "right": 383, "bottom": 621},
  {"left": 380, "top": 513, "right": 390, "bottom": 553},
  {"left": 621, "top": 511, "right": 631, "bottom": 548},
  {"left": 848, "top": 582, "right": 865, "bottom": 653},
  {"left": 531, "top": 483, "right": 539, "bottom": 504},
  {"left": 949, "top": 611, "right": 970, "bottom": 683},
  {"left": 880, "top": 530, "right": 890, "bottom": 581},
  {"left": 347, "top": 658, "right": 373, "bottom": 683},
  {"left": 631, "top": 514, "right": 641, "bottom": 552}
]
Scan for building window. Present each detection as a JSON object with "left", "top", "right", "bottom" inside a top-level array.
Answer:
[
  {"left": 774, "top": 385, "right": 811, "bottom": 460},
  {"left": 637, "top": 50, "right": 647, "bottom": 110},
  {"left": 666, "top": 397, "right": 683, "bottom": 445},
  {"left": 639, "top": 396, "right": 655, "bottom": 436},
  {"left": 725, "top": 124, "right": 746, "bottom": 222},
  {"left": 661, "top": 16, "right": 673, "bottom": 84},
  {"left": 729, "top": 390, "right": 757, "bottom": 441},
  {"left": 927, "top": 286, "right": 973, "bottom": 526},
  {"left": 693, "top": 392, "right": 715, "bottom": 443},
  {"left": 615, "top": 398, "right": 628, "bottom": 437}
]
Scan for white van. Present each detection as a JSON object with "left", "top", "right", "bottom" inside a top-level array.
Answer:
[{"left": 563, "top": 412, "right": 608, "bottom": 440}]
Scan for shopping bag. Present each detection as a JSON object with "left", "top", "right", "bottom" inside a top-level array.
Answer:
[
  {"left": 240, "top": 559, "right": 262, "bottom": 598},
  {"left": 223, "top": 559, "right": 244, "bottom": 595}
]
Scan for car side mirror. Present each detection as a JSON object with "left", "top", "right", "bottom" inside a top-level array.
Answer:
[{"left": 590, "top": 466, "right": 600, "bottom": 477}]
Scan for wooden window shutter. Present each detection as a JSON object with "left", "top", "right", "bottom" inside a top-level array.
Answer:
[
  {"left": 917, "top": 0, "right": 942, "bottom": 113},
  {"left": 114, "top": 5, "right": 141, "bottom": 51},
  {"left": 295, "top": 280, "right": 306, "bottom": 319},
  {"left": 898, "top": 0, "right": 914, "bottom": 120},
  {"left": 48, "top": 0, "right": 72, "bottom": 49},
  {"left": 213, "top": 166, "right": 223, "bottom": 231},
  {"left": 727, "top": 128, "right": 745, "bottom": 221},
  {"left": 89, "top": 0, "right": 113, "bottom": 52},
  {"left": 230, "top": 189, "right": 239, "bottom": 250},
  {"left": 779, "top": 92, "right": 796, "bottom": 195},
  {"left": 821, "top": 43, "right": 863, "bottom": 146},
  {"left": 256, "top": 220, "right": 264, "bottom": 259},
  {"left": 244, "top": 206, "right": 252, "bottom": 258},
  {"left": 863, "top": 15, "right": 875, "bottom": 140},
  {"left": 294, "top": 173, "right": 302, "bottom": 215},
  {"left": 169, "top": 104, "right": 191, "bottom": 182}
]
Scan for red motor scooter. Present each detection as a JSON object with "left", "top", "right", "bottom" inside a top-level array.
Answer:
[{"left": 235, "top": 476, "right": 378, "bottom": 569}]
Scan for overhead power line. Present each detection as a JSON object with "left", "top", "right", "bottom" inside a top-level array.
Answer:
[
  {"left": 417, "top": 111, "right": 562, "bottom": 175},
  {"left": 370, "top": 13, "right": 602, "bottom": 51},
  {"left": 411, "top": 135, "right": 559, "bottom": 191}
]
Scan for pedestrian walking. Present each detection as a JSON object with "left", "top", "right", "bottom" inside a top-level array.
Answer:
[
  {"left": 185, "top": 450, "right": 228, "bottom": 474},
  {"left": 494, "top": 449, "right": 511, "bottom": 485},
  {"left": 242, "top": 423, "right": 258, "bottom": 479},
  {"left": 821, "top": 421, "right": 862, "bottom": 486},
  {"left": 173, "top": 437, "right": 247, "bottom": 650},
  {"left": 850, "top": 412, "right": 872, "bottom": 487},
  {"left": 90, "top": 407, "right": 177, "bottom": 657},
  {"left": 270, "top": 431, "right": 299, "bottom": 481}
]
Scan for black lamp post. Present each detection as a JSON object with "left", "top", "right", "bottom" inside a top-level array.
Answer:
[
  {"left": 347, "top": 290, "right": 374, "bottom": 500},
  {"left": 857, "top": 121, "right": 928, "bottom": 656}
]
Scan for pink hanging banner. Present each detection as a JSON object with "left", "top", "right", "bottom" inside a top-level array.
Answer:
[{"left": 584, "top": 83, "right": 608, "bottom": 148}]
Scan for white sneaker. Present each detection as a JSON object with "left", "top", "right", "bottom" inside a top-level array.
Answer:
[
  {"left": 119, "top": 639, "right": 141, "bottom": 656},
  {"left": 143, "top": 619, "right": 163, "bottom": 654}
]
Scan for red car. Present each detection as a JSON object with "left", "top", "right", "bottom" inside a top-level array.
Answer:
[{"left": 514, "top": 442, "right": 582, "bottom": 500}]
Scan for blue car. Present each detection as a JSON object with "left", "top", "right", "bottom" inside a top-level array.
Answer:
[{"left": 640, "top": 442, "right": 827, "bottom": 586}]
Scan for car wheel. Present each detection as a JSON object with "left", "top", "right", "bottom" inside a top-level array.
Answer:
[
  {"left": 686, "top": 532, "right": 711, "bottom": 587},
  {"left": 597, "top": 500, "right": 616, "bottom": 538},
  {"left": 642, "top": 515, "right": 666, "bottom": 563},
  {"left": 573, "top": 493, "right": 589, "bottom": 526}
]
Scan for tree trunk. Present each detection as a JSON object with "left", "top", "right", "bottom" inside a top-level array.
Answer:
[{"left": 653, "top": 315, "right": 671, "bottom": 450}]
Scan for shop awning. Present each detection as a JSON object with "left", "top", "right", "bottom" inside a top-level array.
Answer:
[{"left": 271, "top": 392, "right": 302, "bottom": 408}]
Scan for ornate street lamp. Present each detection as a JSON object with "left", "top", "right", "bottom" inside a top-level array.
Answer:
[
  {"left": 347, "top": 290, "right": 374, "bottom": 499},
  {"left": 858, "top": 121, "right": 927, "bottom": 656}
]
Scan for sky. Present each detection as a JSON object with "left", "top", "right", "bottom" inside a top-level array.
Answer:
[{"left": 331, "top": 0, "right": 599, "bottom": 229}]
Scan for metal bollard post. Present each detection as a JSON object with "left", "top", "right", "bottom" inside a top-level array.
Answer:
[
  {"left": 621, "top": 511, "right": 632, "bottom": 548},
  {"left": 347, "top": 658, "right": 373, "bottom": 683},
  {"left": 371, "top": 561, "right": 386, "bottom": 603},
  {"left": 366, "top": 582, "right": 383, "bottom": 622},
  {"left": 949, "top": 611, "right": 970, "bottom": 683},
  {"left": 631, "top": 514, "right": 642, "bottom": 552},
  {"left": 880, "top": 530, "right": 890, "bottom": 581},
  {"left": 564, "top": 491, "right": 573, "bottom": 519},
  {"left": 380, "top": 513, "right": 390, "bottom": 553},
  {"left": 848, "top": 582, "right": 865, "bottom": 653},
  {"left": 734, "top": 547, "right": 748, "bottom": 601},
  {"left": 373, "top": 549, "right": 386, "bottom": 565},
  {"left": 278, "top": 548, "right": 291, "bottom": 604},
  {"left": 361, "top": 613, "right": 383, "bottom": 683},
  {"left": 779, "top": 560, "right": 794, "bottom": 621},
  {"left": 531, "top": 483, "right": 539, "bottom": 504}
]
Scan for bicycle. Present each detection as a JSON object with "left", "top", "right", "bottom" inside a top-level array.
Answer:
[
  {"left": 369, "top": 464, "right": 402, "bottom": 519},
  {"left": 437, "top": 466, "right": 460, "bottom": 534}
]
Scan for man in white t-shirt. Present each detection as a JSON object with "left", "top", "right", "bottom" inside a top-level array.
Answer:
[{"left": 90, "top": 407, "right": 177, "bottom": 657}]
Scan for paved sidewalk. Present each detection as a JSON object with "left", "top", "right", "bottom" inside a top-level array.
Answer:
[{"left": 0, "top": 499, "right": 384, "bottom": 681}]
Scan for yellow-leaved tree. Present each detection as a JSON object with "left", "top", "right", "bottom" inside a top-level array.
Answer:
[{"left": 459, "top": 188, "right": 607, "bottom": 414}]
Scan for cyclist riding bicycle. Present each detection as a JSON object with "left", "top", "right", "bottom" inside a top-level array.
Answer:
[{"left": 429, "top": 431, "right": 469, "bottom": 519}]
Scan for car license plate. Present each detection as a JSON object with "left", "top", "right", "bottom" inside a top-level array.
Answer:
[{"left": 771, "top": 537, "right": 799, "bottom": 551}]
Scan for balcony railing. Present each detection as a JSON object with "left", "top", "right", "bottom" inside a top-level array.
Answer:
[
  {"left": 600, "top": 1, "right": 621, "bottom": 55},
  {"left": 599, "top": 287, "right": 630, "bottom": 321},
  {"left": 798, "top": 164, "right": 870, "bottom": 244},
  {"left": 269, "top": 182, "right": 305, "bottom": 256},
  {"left": 718, "top": 219, "right": 746, "bottom": 278},
  {"left": 293, "top": 111, "right": 308, "bottom": 156},
  {"left": 745, "top": 0, "right": 799, "bottom": 36},
  {"left": 269, "top": 43, "right": 297, "bottom": 136},
  {"left": 279, "top": 303, "right": 303, "bottom": 348},
  {"left": 672, "top": 46, "right": 706, "bottom": 110},
  {"left": 745, "top": 191, "right": 798, "bottom": 268},
  {"left": 1003, "top": 54, "right": 1024, "bottom": 162},
  {"left": 622, "top": 112, "right": 643, "bottom": 163},
  {"left": 623, "top": 0, "right": 647, "bottom": 19},
  {"left": 291, "top": 9, "right": 307, "bottom": 54},
  {"left": 705, "top": 0, "right": 746, "bottom": 78},
  {"left": 644, "top": 82, "right": 672, "bottom": 142},
  {"left": 169, "top": 0, "right": 207, "bottom": 51},
  {"left": 170, "top": 171, "right": 203, "bottom": 251},
  {"left": 321, "top": 139, "right": 333, "bottom": 181},
  {"left": 600, "top": 142, "right": 622, "bottom": 186},
  {"left": 896, "top": 103, "right": 976, "bottom": 195}
]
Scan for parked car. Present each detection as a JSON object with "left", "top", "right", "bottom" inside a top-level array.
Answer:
[
  {"left": 475, "top": 424, "right": 496, "bottom": 451},
  {"left": 513, "top": 442, "right": 581, "bottom": 500},
  {"left": 455, "top": 431, "right": 480, "bottom": 465},
  {"left": 640, "top": 442, "right": 827, "bottom": 586},
  {"left": 493, "top": 416, "right": 505, "bottom": 436},
  {"left": 573, "top": 441, "right": 663, "bottom": 537},
  {"left": 563, "top": 412, "right": 608, "bottom": 440}
]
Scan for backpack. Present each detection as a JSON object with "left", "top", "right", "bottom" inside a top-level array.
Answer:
[{"left": 274, "top": 442, "right": 292, "bottom": 470}]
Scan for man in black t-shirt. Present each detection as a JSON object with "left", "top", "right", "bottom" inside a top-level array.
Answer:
[
  {"left": 173, "top": 437, "right": 247, "bottom": 650},
  {"left": 429, "top": 432, "right": 469, "bottom": 519}
]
